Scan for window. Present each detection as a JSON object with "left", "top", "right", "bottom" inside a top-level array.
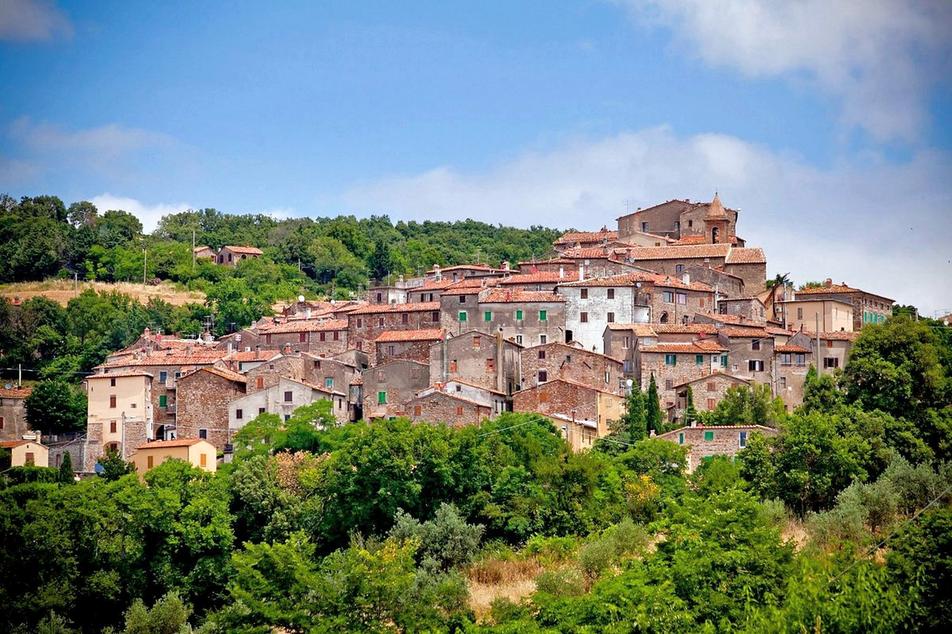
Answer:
[
  {"left": 659, "top": 312, "right": 669, "bottom": 323},
  {"left": 663, "top": 291, "right": 674, "bottom": 303},
  {"left": 748, "top": 360, "right": 765, "bottom": 372},
  {"left": 376, "top": 292, "right": 382, "bottom": 302},
  {"left": 797, "top": 307, "right": 803, "bottom": 319},
  {"left": 147, "top": 455, "right": 154, "bottom": 468},
  {"left": 199, "top": 428, "right": 207, "bottom": 439},
  {"left": 676, "top": 292, "right": 686, "bottom": 305},
  {"left": 826, "top": 339, "right": 833, "bottom": 348},
  {"left": 665, "top": 379, "right": 673, "bottom": 390},
  {"left": 200, "top": 453, "right": 207, "bottom": 467},
  {"left": 456, "top": 406, "right": 464, "bottom": 416},
  {"left": 258, "top": 407, "right": 266, "bottom": 414},
  {"left": 265, "top": 334, "right": 272, "bottom": 344},
  {"left": 665, "top": 354, "right": 677, "bottom": 366},
  {"left": 431, "top": 311, "right": 439, "bottom": 322},
  {"left": 641, "top": 221, "right": 649, "bottom": 232},
  {"left": 678, "top": 432, "right": 685, "bottom": 445},
  {"left": 378, "top": 391, "right": 387, "bottom": 404},
  {"left": 623, "top": 336, "right": 631, "bottom": 349},
  {"left": 516, "top": 335, "right": 523, "bottom": 345},
  {"left": 824, "top": 357, "right": 839, "bottom": 369},
  {"left": 739, "top": 431, "right": 748, "bottom": 448},
  {"left": 538, "top": 349, "right": 546, "bottom": 360},
  {"left": 458, "top": 311, "right": 468, "bottom": 322},
  {"left": 580, "top": 288, "right": 588, "bottom": 299},
  {"left": 414, "top": 405, "right": 422, "bottom": 416},
  {"left": 539, "top": 334, "right": 547, "bottom": 345},
  {"left": 256, "top": 376, "right": 264, "bottom": 389},
  {"left": 459, "top": 295, "right": 466, "bottom": 303},
  {"left": 539, "top": 310, "right": 547, "bottom": 321},
  {"left": 159, "top": 395, "right": 167, "bottom": 408},
  {"left": 110, "top": 421, "right": 117, "bottom": 433},
  {"left": 357, "top": 318, "right": 363, "bottom": 328},
  {"left": 688, "top": 219, "right": 693, "bottom": 228},
  {"left": 752, "top": 340, "right": 761, "bottom": 350},
  {"left": 0, "top": 416, "right": 3, "bottom": 429},
  {"left": 299, "top": 332, "right": 307, "bottom": 343},
  {"left": 484, "top": 311, "right": 492, "bottom": 322},
  {"left": 721, "top": 354, "right": 728, "bottom": 367},
  {"left": 284, "top": 390, "right": 293, "bottom": 402},
  {"left": 387, "top": 344, "right": 396, "bottom": 356},
  {"left": 159, "top": 371, "right": 168, "bottom": 383},
  {"left": 796, "top": 354, "right": 806, "bottom": 366},
  {"left": 236, "top": 409, "right": 243, "bottom": 420},
  {"left": 675, "top": 264, "right": 684, "bottom": 274},
  {"left": 780, "top": 353, "right": 792, "bottom": 366},
  {"left": 707, "top": 381, "right": 716, "bottom": 392},
  {"left": 110, "top": 377, "right": 116, "bottom": 387},
  {"left": 402, "top": 313, "right": 409, "bottom": 324},
  {"left": 378, "top": 318, "right": 385, "bottom": 327},
  {"left": 704, "top": 430, "right": 715, "bottom": 441},
  {"left": 580, "top": 312, "right": 589, "bottom": 323},
  {"left": 696, "top": 354, "right": 703, "bottom": 366},
  {"left": 109, "top": 395, "right": 117, "bottom": 408},
  {"left": 538, "top": 370, "right": 548, "bottom": 382},
  {"left": 607, "top": 288, "right": 615, "bottom": 299},
  {"left": 607, "top": 312, "right": 615, "bottom": 323},
  {"left": 779, "top": 377, "right": 787, "bottom": 389},
  {"left": 319, "top": 332, "right": 326, "bottom": 342},
  {"left": 515, "top": 309, "right": 523, "bottom": 321},
  {"left": 325, "top": 377, "right": 334, "bottom": 389}
]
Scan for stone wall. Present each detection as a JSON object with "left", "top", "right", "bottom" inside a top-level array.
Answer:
[
  {"left": 176, "top": 371, "right": 246, "bottom": 451},
  {"left": 362, "top": 360, "right": 430, "bottom": 419},
  {"left": 520, "top": 342, "right": 624, "bottom": 395},
  {"left": 406, "top": 392, "right": 491, "bottom": 427},
  {"left": 657, "top": 425, "right": 779, "bottom": 472}
]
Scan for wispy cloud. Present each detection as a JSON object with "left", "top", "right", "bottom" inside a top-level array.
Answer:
[
  {"left": 339, "top": 126, "right": 952, "bottom": 314},
  {"left": 10, "top": 117, "right": 174, "bottom": 161},
  {"left": 89, "top": 194, "right": 192, "bottom": 233},
  {"left": 619, "top": 0, "right": 952, "bottom": 143},
  {"left": 0, "top": 0, "right": 72, "bottom": 42}
]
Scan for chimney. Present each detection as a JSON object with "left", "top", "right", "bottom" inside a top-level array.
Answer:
[
  {"left": 690, "top": 420, "right": 697, "bottom": 428},
  {"left": 282, "top": 343, "right": 292, "bottom": 355},
  {"left": 579, "top": 264, "right": 585, "bottom": 281},
  {"left": 502, "top": 260, "right": 510, "bottom": 272},
  {"left": 305, "top": 307, "right": 311, "bottom": 319},
  {"left": 434, "top": 265, "right": 442, "bottom": 281},
  {"left": 227, "top": 341, "right": 234, "bottom": 353},
  {"left": 649, "top": 429, "right": 656, "bottom": 437},
  {"left": 559, "top": 266, "right": 564, "bottom": 279},
  {"left": 681, "top": 273, "right": 690, "bottom": 285},
  {"left": 825, "top": 278, "right": 833, "bottom": 287}
]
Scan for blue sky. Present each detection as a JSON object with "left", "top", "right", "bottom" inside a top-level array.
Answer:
[{"left": 1, "top": 1, "right": 950, "bottom": 313}]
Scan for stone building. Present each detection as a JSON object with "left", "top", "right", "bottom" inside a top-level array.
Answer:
[
  {"left": 552, "top": 228, "right": 620, "bottom": 252},
  {"left": 347, "top": 302, "right": 442, "bottom": 359},
  {"left": 520, "top": 342, "right": 625, "bottom": 395},
  {"left": 716, "top": 326, "right": 776, "bottom": 386},
  {"left": 656, "top": 424, "right": 779, "bottom": 472},
  {"left": 362, "top": 359, "right": 430, "bottom": 419},
  {"left": 0, "top": 386, "right": 33, "bottom": 442},
  {"left": 221, "top": 349, "right": 273, "bottom": 373},
  {"left": 602, "top": 323, "right": 660, "bottom": 366},
  {"left": 512, "top": 379, "right": 624, "bottom": 442},
  {"left": 245, "top": 353, "right": 306, "bottom": 393},
  {"left": 774, "top": 334, "right": 813, "bottom": 410},
  {"left": 217, "top": 245, "right": 263, "bottom": 266},
  {"left": 475, "top": 288, "right": 566, "bottom": 348},
  {"left": 192, "top": 245, "right": 216, "bottom": 261},
  {"left": 175, "top": 366, "right": 247, "bottom": 451},
  {"left": 406, "top": 380, "right": 506, "bottom": 426},
  {"left": 132, "top": 438, "right": 217, "bottom": 475},
  {"left": 82, "top": 371, "right": 154, "bottom": 472},
  {"left": 499, "top": 270, "right": 579, "bottom": 292},
  {"left": 0, "top": 439, "right": 49, "bottom": 468},
  {"left": 716, "top": 297, "right": 767, "bottom": 323},
  {"left": 805, "top": 330, "right": 860, "bottom": 372},
  {"left": 671, "top": 372, "right": 752, "bottom": 420},
  {"left": 301, "top": 353, "right": 361, "bottom": 415},
  {"left": 374, "top": 329, "right": 445, "bottom": 365},
  {"left": 616, "top": 194, "right": 741, "bottom": 244},
  {"left": 238, "top": 318, "right": 350, "bottom": 356},
  {"left": 637, "top": 339, "right": 729, "bottom": 414},
  {"left": 430, "top": 329, "right": 522, "bottom": 395},
  {"left": 227, "top": 377, "right": 348, "bottom": 431},
  {"left": 622, "top": 244, "right": 767, "bottom": 295},
  {"left": 794, "top": 280, "right": 893, "bottom": 330}
]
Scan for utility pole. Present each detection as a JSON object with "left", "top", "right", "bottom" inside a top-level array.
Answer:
[
  {"left": 815, "top": 314, "right": 821, "bottom": 376},
  {"left": 191, "top": 228, "right": 196, "bottom": 270},
  {"left": 143, "top": 248, "right": 147, "bottom": 285},
  {"left": 17, "top": 363, "right": 22, "bottom": 387}
]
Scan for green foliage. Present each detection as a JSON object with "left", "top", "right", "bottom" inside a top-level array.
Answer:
[
  {"left": 887, "top": 506, "right": 952, "bottom": 631},
  {"left": 122, "top": 591, "right": 191, "bottom": 634},
  {"left": 98, "top": 448, "right": 136, "bottom": 481},
  {"left": 388, "top": 503, "right": 485, "bottom": 572},
  {"left": 645, "top": 374, "right": 664, "bottom": 434},
  {"left": 25, "top": 380, "right": 87, "bottom": 434},
  {"left": 58, "top": 452, "right": 74, "bottom": 484},
  {"left": 700, "top": 382, "right": 785, "bottom": 426}
]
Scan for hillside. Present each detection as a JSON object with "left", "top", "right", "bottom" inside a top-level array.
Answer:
[{"left": 0, "top": 280, "right": 205, "bottom": 307}]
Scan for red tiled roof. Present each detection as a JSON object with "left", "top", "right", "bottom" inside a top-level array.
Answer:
[
  {"left": 255, "top": 318, "right": 348, "bottom": 334},
  {"left": 349, "top": 302, "right": 441, "bottom": 315},
  {"left": 627, "top": 244, "right": 732, "bottom": 261},
  {"left": 718, "top": 326, "right": 769, "bottom": 338},
  {"left": 640, "top": 340, "right": 727, "bottom": 354},
  {"left": 222, "top": 245, "right": 263, "bottom": 255},
  {"left": 0, "top": 386, "right": 32, "bottom": 398},
  {"left": 673, "top": 371, "right": 750, "bottom": 388},
  {"left": 409, "top": 390, "right": 493, "bottom": 410},
  {"left": 561, "top": 246, "right": 633, "bottom": 259},
  {"left": 605, "top": 323, "right": 659, "bottom": 337},
  {"left": 796, "top": 282, "right": 893, "bottom": 302},
  {"left": 375, "top": 328, "right": 445, "bottom": 343},
  {"left": 135, "top": 438, "right": 207, "bottom": 450},
  {"left": 554, "top": 229, "right": 619, "bottom": 245},
  {"left": 775, "top": 344, "right": 811, "bottom": 353},
  {"left": 513, "top": 377, "right": 620, "bottom": 397},
  {"left": 724, "top": 247, "right": 766, "bottom": 264},
  {"left": 695, "top": 312, "right": 764, "bottom": 326},
  {"left": 501, "top": 271, "right": 579, "bottom": 285},
  {"left": 180, "top": 366, "right": 247, "bottom": 384},
  {"left": 651, "top": 323, "right": 720, "bottom": 335},
  {"left": 223, "top": 350, "right": 273, "bottom": 362},
  {"left": 429, "top": 264, "right": 494, "bottom": 273},
  {"left": 803, "top": 331, "right": 861, "bottom": 341},
  {"left": 558, "top": 271, "right": 713, "bottom": 292},
  {"left": 87, "top": 371, "right": 154, "bottom": 379},
  {"left": 99, "top": 351, "right": 226, "bottom": 368},
  {"left": 479, "top": 289, "right": 565, "bottom": 303}
]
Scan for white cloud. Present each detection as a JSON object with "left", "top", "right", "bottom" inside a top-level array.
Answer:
[
  {"left": 0, "top": 0, "right": 72, "bottom": 42},
  {"left": 619, "top": 0, "right": 952, "bottom": 143},
  {"left": 338, "top": 126, "right": 952, "bottom": 315},
  {"left": 10, "top": 117, "right": 173, "bottom": 161},
  {"left": 90, "top": 194, "right": 192, "bottom": 233}
]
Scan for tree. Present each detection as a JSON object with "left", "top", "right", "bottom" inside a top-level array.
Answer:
[
  {"left": 683, "top": 385, "right": 697, "bottom": 425},
  {"left": 368, "top": 238, "right": 394, "bottom": 281},
  {"left": 25, "top": 380, "right": 87, "bottom": 434},
  {"left": 645, "top": 374, "right": 664, "bottom": 434},
  {"left": 122, "top": 591, "right": 191, "bottom": 634},
  {"left": 705, "top": 383, "right": 785, "bottom": 426},
  {"left": 799, "top": 365, "right": 844, "bottom": 413},
  {"left": 58, "top": 452, "right": 74, "bottom": 484},
  {"left": 98, "top": 448, "right": 135, "bottom": 481}
]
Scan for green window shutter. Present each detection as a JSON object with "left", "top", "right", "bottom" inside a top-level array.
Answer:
[
  {"left": 695, "top": 354, "right": 703, "bottom": 366},
  {"left": 484, "top": 311, "right": 492, "bottom": 322},
  {"left": 377, "top": 391, "right": 387, "bottom": 405},
  {"left": 159, "top": 394, "right": 167, "bottom": 408},
  {"left": 665, "top": 354, "right": 676, "bottom": 366},
  {"left": 458, "top": 311, "right": 467, "bottom": 322},
  {"left": 721, "top": 354, "right": 728, "bottom": 367},
  {"left": 678, "top": 432, "right": 685, "bottom": 445},
  {"left": 703, "top": 430, "right": 714, "bottom": 441},
  {"left": 516, "top": 309, "right": 523, "bottom": 321},
  {"left": 539, "top": 310, "right": 547, "bottom": 321},
  {"left": 325, "top": 378, "right": 333, "bottom": 388}
]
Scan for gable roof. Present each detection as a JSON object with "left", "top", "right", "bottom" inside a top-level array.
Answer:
[
  {"left": 557, "top": 270, "right": 713, "bottom": 292},
  {"left": 639, "top": 340, "right": 727, "bottom": 354},
  {"left": 375, "top": 328, "right": 445, "bottom": 343},
  {"left": 796, "top": 282, "right": 893, "bottom": 302},
  {"left": 479, "top": 288, "right": 565, "bottom": 303},
  {"left": 179, "top": 366, "right": 247, "bottom": 384},
  {"left": 500, "top": 271, "right": 579, "bottom": 285},
  {"left": 0, "top": 386, "right": 33, "bottom": 398},
  {"left": 134, "top": 438, "right": 208, "bottom": 450},
  {"left": 349, "top": 302, "right": 441, "bottom": 315},
  {"left": 554, "top": 229, "right": 619, "bottom": 245},
  {"left": 222, "top": 245, "right": 263, "bottom": 255},
  {"left": 254, "top": 318, "right": 348, "bottom": 334},
  {"left": 673, "top": 371, "right": 750, "bottom": 389}
]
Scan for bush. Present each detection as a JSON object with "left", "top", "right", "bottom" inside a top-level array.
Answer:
[
  {"left": 523, "top": 535, "right": 577, "bottom": 564},
  {"left": 534, "top": 568, "right": 585, "bottom": 597},
  {"left": 578, "top": 538, "right": 615, "bottom": 580},
  {"left": 489, "top": 597, "right": 530, "bottom": 625},
  {"left": 389, "top": 503, "right": 485, "bottom": 572}
]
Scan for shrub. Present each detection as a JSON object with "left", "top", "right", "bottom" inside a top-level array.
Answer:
[
  {"left": 578, "top": 538, "right": 615, "bottom": 580},
  {"left": 523, "top": 535, "right": 577, "bottom": 564},
  {"left": 489, "top": 597, "right": 530, "bottom": 625},
  {"left": 534, "top": 568, "right": 585, "bottom": 597},
  {"left": 389, "top": 503, "right": 485, "bottom": 572}
]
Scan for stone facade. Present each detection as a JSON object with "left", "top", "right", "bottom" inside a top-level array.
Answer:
[
  {"left": 430, "top": 330, "right": 522, "bottom": 395},
  {"left": 638, "top": 341, "right": 729, "bottom": 413},
  {"left": 520, "top": 342, "right": 625, "bottom": 395},
  {"left": 556, "top": 278, "right": 650, "bottom": 352},
  {"left": 657, "top": 424, "right": 779, "bottom": 472},
  {"left": 348, "top": 302, "right": 442, "bottom": 359},
  {"left": 82, "top": 372, "right": 154, "bottom": 472},
  {"left": 795, "top": 280, "right": 893, "bottom": 330},
  {"left": 405, "top": 390, "right": 493, "bottom": 427},
  {"left": 512, "top": 379, "right": 624, "bottom": 439},
  {"left": 716, "top": 297, "right": 767, "bottom": 323},
  {"left": 228, "top": 377, "right": 348, "bottom": 431},
  {"left": 672, "top": 372, "right": 751, "bottom": 420},
  {"left": 0, "top": 387, "right": 32, "bottom": 442},
  {"left": 231, "top": 318, "right": 349, "bottom": 356},
  {"left": 245, "top": 354, "right": 307, "bottom": 393},
  {"left": 717, "top": 327, "right": 776, "bottom": 386},
  {"left": 175, "top": 367, "right": 247, "bottom": 451},
  {"left": 775, "top": 333, "right": 813, "bottom": 411},
  {"left": 362, "top": 359, "right": 430, "bottom": 419},
  {"left": 374, "top": 330, "right": 444, "bottom": 365}
]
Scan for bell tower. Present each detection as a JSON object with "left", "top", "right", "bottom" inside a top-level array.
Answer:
[{"left": 704, "top": 192, "right": 730, "bottom": 244}]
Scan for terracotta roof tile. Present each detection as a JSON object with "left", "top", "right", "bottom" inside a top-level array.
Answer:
[
  {"left": 501, "top": 271, "right": 579, "bottom": 285},
  {"left": 135, "top": 438, "right": 207, "bottom": 450},
  {"left": 349, "top": 301, "right": 441, "bottom": 315},
  {"left": 554, "top": 229, "right": 619, "bottom": 245},
  {"left": 223, "top": 350, "right": 273, "bottom": 362},
  {"left": 673, "top": 371, "right": 750, "bottom": 388},
  {"left": 718, "top": 326, "right": 770, "bottom": 338},
  {"left": 724, "top": 247, "right": 767, "bottom": 264},
  {"left": 650, "top": 323, "right": 720, "bottom": 335},
  {"left": 775, "top": 344, "right": 811, "bottom": 353},
  {"left": 640, "top": 340, "right": 727, "bottom": 353},
  {"left": 375, "top": 328, "right": 445, "bottom": 343},
  {"left": 479, "top": 289, "right": 565, "bottom": 303},
  {"left": 180, "top": 366, "right": 247, "bottom": 384},
  {"left": 804, "top": 331, "right": 861, "bottom": 341},
  {"left": 558, "top": 271, "right": 713, "bottom": 292},
  {"left": 255, "top": 318, "right": 348, "bottom": 334},
  {"left": 627, "top": 244, "right": 731, "bottom": 261},
  {"left": 0, "top": 386, "right": 32, "bottom": 398},
  {"left": 222, "top": 245, "right": 263, "bottom": 255},
  {"left": 605, "top": 323, "right": 658, "bottom": 337},
  {"left": 796, "top": 282, "right": 893, "bottom": 302}
]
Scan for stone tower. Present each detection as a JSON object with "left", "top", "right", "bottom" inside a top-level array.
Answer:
[{"left": 704, "top": 192, "right": 730, "bottom": 244}]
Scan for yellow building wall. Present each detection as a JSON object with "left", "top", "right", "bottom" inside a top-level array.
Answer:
[{"left": 12, "top": 442, "right": 49, "bottom": 468}]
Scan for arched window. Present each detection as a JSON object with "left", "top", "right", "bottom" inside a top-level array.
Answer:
[
  {"left": 711, "top": 227, "right": 720, "bottom": 243},
  {"left": 659, "top": 312, "right": 669, "bottom": 323}
]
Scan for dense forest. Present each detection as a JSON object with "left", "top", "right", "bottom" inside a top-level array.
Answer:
[{"left": 1, "top": 315, "right": 950, "bottom": 632}]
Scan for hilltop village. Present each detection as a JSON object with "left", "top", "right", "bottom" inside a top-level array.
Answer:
[{"left": 1, "top": 194, "right": 896, "bottom": 473}]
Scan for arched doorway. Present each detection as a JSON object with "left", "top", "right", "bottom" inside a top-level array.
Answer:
[
  {"left": 659, "top": 312, "right": 669, "bottom": 323},
  {"left": 711, "top": 226, "right": 720, "bottom": 243}
]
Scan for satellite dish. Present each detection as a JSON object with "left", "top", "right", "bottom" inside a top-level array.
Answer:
[
  {"left": 298, "top": 295, "right": 305, "bottom": 303},
  {"left": 626, "top": 379, "right": 634, "bottom": 387},
  {"left": 3, "top": 383, "right": 11, "bottom": 390}
]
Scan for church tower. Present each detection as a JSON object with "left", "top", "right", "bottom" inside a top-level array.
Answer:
[{"left": 704, "top": 192, "right": 730, "bottom": 244}]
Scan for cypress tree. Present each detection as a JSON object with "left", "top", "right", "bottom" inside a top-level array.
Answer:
[
  {"left": 684, "top": 385, "right": 697, "bottom": 425},
  {"left": 645, "top": 374, "right": 664, "bottom": 434},
  {"left": 622, "top": 387, "right": 647, "bottom": 441},
  {"left": 58, "top": 451, "right": 74, "bottom": 484}
]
